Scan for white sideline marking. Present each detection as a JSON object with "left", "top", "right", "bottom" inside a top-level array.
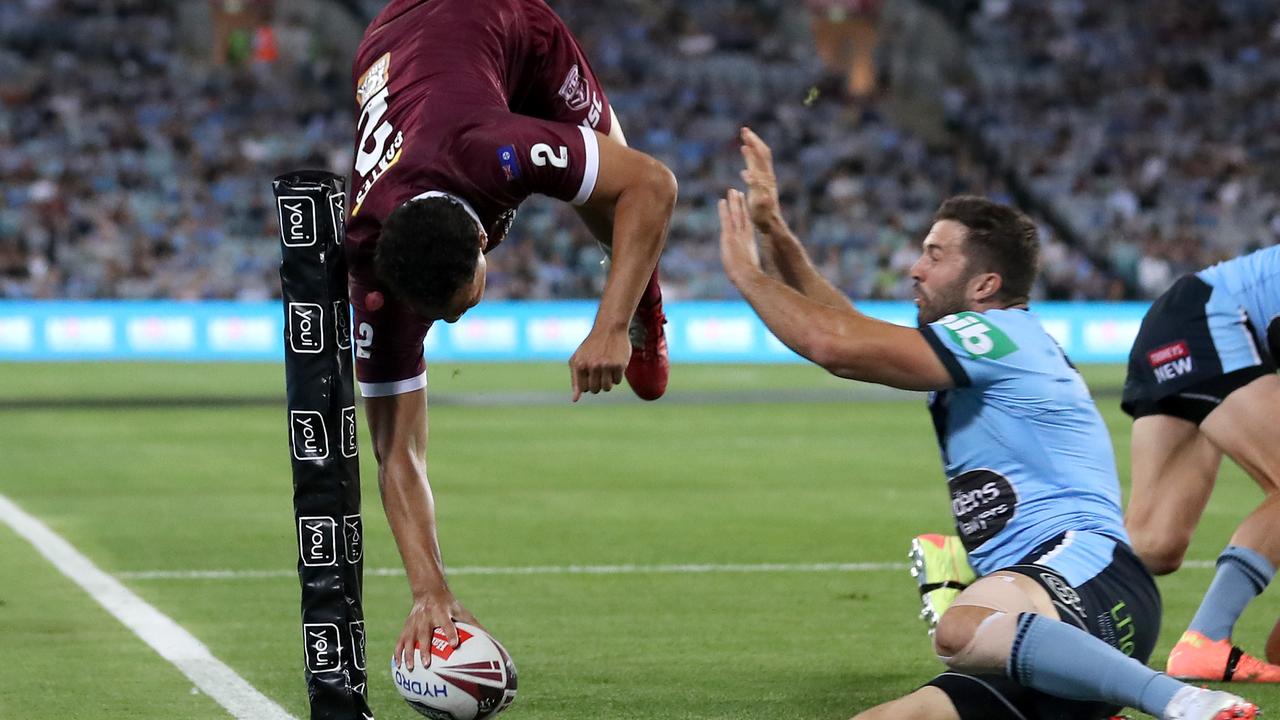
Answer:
[
  {"left": 0, "top": 494, "right": 297, "bottom": 720},
  {"left": 120, "top": 561, "right": 904, "bottom": 580},
  {"left": 115, "top": 558, "right": 1215, "bottom": 581}
]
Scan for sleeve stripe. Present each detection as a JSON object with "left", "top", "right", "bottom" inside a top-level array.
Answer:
[
  {"left": 570, "top": 125, "right": 600, "bottom": 206},
  {"left": 920, "top": 327, "right": 971, "bottom": 387},
  {"left": 358, "top": 371, "right": 427, "bottom": 398}
]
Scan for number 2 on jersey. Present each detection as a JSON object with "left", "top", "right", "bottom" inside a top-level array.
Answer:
[{"left": 530, "top": 143, "right": 569, "bottom": 168}]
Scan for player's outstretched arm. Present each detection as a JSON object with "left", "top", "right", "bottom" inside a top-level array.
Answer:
[
  {"left": 738, "top": 127, "right": 852, "bottom": 310},
  {"left": 568, "top": 134, "right": 677, "bottom": 400},
  {"left": 364, "top": 391, "right": 478, "bottom": 669},
  {"left": 719, "top": 190, "right": 953, "bottom": 391}
]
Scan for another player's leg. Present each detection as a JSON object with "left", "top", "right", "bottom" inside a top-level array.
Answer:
[
  {"left": 933, "top": 573, "right": 1257, "bottom": 720},
  {"left": 909, "top": 533, "right": 976, "bottom": 632},
  {"left": 850, "top": 686, "right": 959, "bottom": 720},
  {"left": 1126, "top": 414, "right": 1220, "bottom": 575},
  {"left": 1171, "top": 373, "right": 1280, "bottom": 682}
]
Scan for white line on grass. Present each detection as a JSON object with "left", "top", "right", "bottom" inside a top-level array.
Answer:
[
  {"left": 114, "top": 558, "right": 1216, "bottom": 581},
  {"left": 0, "top": 494, "right": 297, "bottom": 720},
  {"left": 118, "top": 562, "right": 903, "bottom": 580}
]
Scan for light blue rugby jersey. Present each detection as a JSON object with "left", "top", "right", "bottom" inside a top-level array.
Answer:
[
  {"left": 1197, "top": 244, "right": 1280, "bottom": 356},
  {"left": 920, "top": 308, "right": 1128, "bottom": 586}
]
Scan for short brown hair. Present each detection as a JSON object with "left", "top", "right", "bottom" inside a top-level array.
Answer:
[{"left": 934, "top": 195, "right": 1040, "bottom": 304}]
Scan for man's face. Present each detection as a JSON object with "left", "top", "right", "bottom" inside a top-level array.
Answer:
[
  {"left": 909, "top": 220, "right": 973, "bottom": 326},
  {"left": 417, "top": 248, "right": 487, "bottom": 324},
  {"left": 442, "top": 250, "right": 487, "bottom": 323}
]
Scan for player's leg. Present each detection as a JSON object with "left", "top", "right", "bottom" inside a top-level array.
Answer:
[
  {"left": 1125, "top": 414, "right": 1221, "bottom": 575},
  {"left": 850, "top": 686, "right": 959, "bottom": 720},
  {"left": 1168, "top": 373, "right": 1280, "bottom": 681},
  {"left": 933, "top": 571, "right": 1255, "bottom": 718}
]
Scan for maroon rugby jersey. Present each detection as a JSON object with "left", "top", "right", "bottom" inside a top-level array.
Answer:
[{"left": 345, "top": 0, "right": 613, "bottom": 393}]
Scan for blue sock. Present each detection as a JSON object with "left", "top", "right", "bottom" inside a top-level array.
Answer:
[
  {"left": 1188, "top": 545, "right": 1275, "bottom": 642},
  {"left": 1008, "top": 613, "right": 1185, "bottom": 715}
]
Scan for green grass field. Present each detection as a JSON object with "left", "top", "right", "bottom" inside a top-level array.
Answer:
[{"left": 1, "top": 362, "right": 1277, "bottom": 719}]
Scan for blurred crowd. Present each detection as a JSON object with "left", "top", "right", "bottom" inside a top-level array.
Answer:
[
  {"left": 955, "top": 0, "right": 1280, "bottom": 298},
  {"left": 2, "top": 0, "right": 1270, "bottom": 303}
]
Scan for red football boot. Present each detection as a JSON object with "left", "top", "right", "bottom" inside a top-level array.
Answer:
[{"left": 625, "top": 270, "right": 669, "bottom": 401}]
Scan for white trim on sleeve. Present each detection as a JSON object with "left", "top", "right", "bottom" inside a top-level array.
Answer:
[
  {"left": 570, "top": 125, "right": 600, "bottom": 206},
  {"left": 358, "top": 371, "right": 427, "bottom": 398}
]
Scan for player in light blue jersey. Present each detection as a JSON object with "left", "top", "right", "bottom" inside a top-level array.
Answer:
[
  {"left": 1122, "top": 244, "right": 1280, "bottom": 682},
  {"left": 718, "top": 126, "right": 1257, "bottom": 720}
]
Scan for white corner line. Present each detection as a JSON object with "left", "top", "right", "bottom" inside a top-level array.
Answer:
[{"left": 0, "top": 494, "right": 298, "bottom": 720}]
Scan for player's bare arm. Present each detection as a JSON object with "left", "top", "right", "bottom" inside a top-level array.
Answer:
[
  {"left": 738, "top": 127, "right": 852, "bottom": 310},
  {"left": 568, "top": 131, "right": 677, "bottom": 401},
  {"left": 365, "top": 390, "right": 478, "bottom": 669},
  {"left": 718, "top": 189, "right": 952, "bottom": 391},
  {"left": 570, "top": 111, "right": 628, "bottom": 246}
]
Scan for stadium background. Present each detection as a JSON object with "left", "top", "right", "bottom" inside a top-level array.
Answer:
[{"left": 2, "top": 1, "right": 1279, "bottom": 719}]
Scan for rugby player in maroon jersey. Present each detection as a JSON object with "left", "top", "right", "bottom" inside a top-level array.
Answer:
[{"left": 346, "top": 0, "right": 676, "bottom": 670}]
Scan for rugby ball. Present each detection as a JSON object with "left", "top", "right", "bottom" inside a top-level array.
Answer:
[{"left": 392, "top": 622, "right": 517, "bottom": 720}]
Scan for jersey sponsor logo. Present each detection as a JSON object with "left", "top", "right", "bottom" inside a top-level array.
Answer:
[
  {"left": 937, "top": 312, "right": 1018, "bottom": 359},
  {"left": 302, "top": 622, "right": 343, "bottom": 674},
  {"left": 1147, "top": 340, "right": 1194, "bottom": 383},
  {"left": 352, "top": 53, "right": 404, "bottom": 217},
  {"left": 497, "top": 144, "right": 521, "bottom": 181},
  {"left": 1108, "top": 601, "right": 1137, "bottom": 656},
  {"left": 948, "top": 468, "right": 1017, "bottom": 551},
  {"left": 356, "top": 52, "right": 390, "bottom": 107}
]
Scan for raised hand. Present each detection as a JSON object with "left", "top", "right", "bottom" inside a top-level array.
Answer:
[{"left": 738, "top": 127, "right": 781, "bottom": 229}]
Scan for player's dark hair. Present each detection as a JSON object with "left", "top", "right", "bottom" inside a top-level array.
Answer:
[
  {"left": 375, "top": 197, "right": 482, "bottom": 312},
  {"left": 934, "top": 195, "right": 1040, "bottom": 305}
]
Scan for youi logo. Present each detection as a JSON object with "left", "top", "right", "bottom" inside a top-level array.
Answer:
[
  {"left": 290, "top": 410, "right": 329, "bottom": 460},
  {"left": 297, "top": 515, "right": 337, "bottom": 567},
  {"left": 303, "top": 622, "right": 342, "bottom": 673},
  {"left": 288, "top": 303, "right": 325, "bottom": 354},
  {"left": 277, "top": 196, "right": 318, "bottom": 247}
]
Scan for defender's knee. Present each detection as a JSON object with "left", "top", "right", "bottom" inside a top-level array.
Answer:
[
  {"left": 933, "top": 606, "right": 984, "bottom": 659},
  {"left": 934, "top": 610, "right": 1023, "bottom": 673},
  {"left": 1128, "top": 528, "right": 1190, "bottom": 575},
  {"left": 933, "top": 576, "right": 1040, "bottom": 671}
]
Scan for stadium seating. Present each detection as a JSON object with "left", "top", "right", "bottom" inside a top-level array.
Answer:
[{"left": 7, "top": 0, "right": 1260, "bottom": 302}]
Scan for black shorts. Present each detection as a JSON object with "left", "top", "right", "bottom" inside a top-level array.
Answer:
[
  {"left": 1121, "top": 275, "right": 1275, "bottom": 424},
  {"left": 924, "top": 536, "right": 1161, "bottom": 720}
]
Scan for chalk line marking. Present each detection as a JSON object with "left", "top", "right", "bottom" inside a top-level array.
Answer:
[
  {"left": 0, "top": 494, "right": 297, "bottom": 720},
  {"left": 115, "top": 558, "right": 1214, "bottom": 581}
]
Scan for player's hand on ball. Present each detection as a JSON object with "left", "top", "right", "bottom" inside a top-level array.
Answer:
[
  {"left": 396, "top": 591, "right": 479, "bottom": 671},
  {"left": 738, "top": 126, "right": 781, "bottom": 229},
  {"left": 569, "top": 327, "right": 630, "bottom": 401},
  {"left": 719, "top": 189, "right": 761, "bottom": 284}
]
